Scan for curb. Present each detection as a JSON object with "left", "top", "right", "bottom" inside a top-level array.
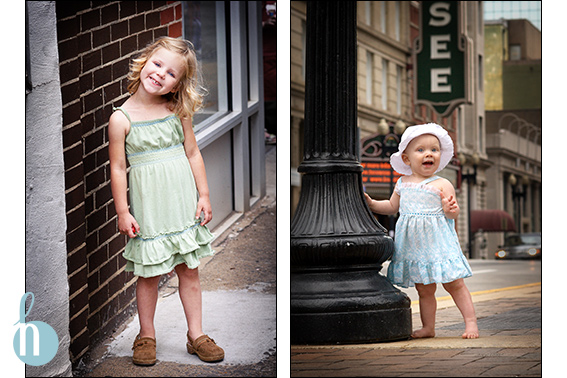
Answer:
[
  {"left": 292, "top": 283, "right": 541, "bottom": 351},
  {"left": 412, "top": 282, "right": 541, "bottom": 313},
  {"left": 291, "top": 334, "right": 541, "bottom": 351}
]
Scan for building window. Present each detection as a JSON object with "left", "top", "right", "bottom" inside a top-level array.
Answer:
[
  {"left": 478, "top": 54, "right": 483, "bottom": 91},
  {"left": 183, "top": 1, "right": 229, "bottom": 131},
  {"left": 396, "top": 64, "right": 402, "bottom": 114},
  {"left": 457, "top": 106, "right": 464, "bottom": 146},
  {"left": 366, "top": 51, "right": 373, "bottom": 105},
  {"left": 365, "top": 1, "right": 372, "bottom": 26},
  {"left": 510, "top": 44, "right": 521, "bottom": 60},
  {"left": 381, "top": 58, "right": 388, "bottom": 110},
  {"left": 478, "top": 115, "right": 484, "bottom": 153},
  {"left": 380, "top": 1, "right": 386, "bottom": 34},
  {"left": 395, "top": 1, "right": 400, "bottom": 41}
]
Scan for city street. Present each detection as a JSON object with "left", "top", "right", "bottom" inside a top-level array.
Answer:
[
  {"left": 292, "top": 258, "right": 543, "bottom": 377},
  {"left": 384, "top": 259, "right": 541, "bottom": 301}
]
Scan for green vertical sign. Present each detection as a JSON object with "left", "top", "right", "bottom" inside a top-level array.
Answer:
[{"left": 414, "top": 1, "right": 471, "bottom": 116}]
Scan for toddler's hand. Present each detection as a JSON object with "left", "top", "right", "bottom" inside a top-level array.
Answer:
[
  {"left": 364, "top": 192, "right": 373, "bottom": 207},
  {"left": 440, "top": 190, "right": 458, "bottom": 215}
]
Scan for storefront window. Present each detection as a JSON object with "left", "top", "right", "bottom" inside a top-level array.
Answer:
[{"left": 183, "top": 1, "right": 229, "bottom": 130}]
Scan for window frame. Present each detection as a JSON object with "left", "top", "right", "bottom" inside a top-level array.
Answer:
[{"left": 182, "top": 1, "right": 230, "bottom": 132}]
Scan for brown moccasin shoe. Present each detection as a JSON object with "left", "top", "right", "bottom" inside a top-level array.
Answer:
[
  {"left": 186, "top": 333, "right": 225, "bottom": 362},
  {"left": 132, "top": 334, "right": 157, "bottom": 366}
]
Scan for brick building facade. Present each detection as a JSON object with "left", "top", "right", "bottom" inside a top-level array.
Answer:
[
  {"left": 25, "top": 1, "right": 265, "bottom": 373},
  {"left": 56, "top": 1, "right": 186, "bottom": 363}
]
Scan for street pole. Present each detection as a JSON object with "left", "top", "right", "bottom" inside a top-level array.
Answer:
[
  {"left": 461, "top": 154, "right": 478, "bottom": 258},
  {"left": 290, "top": 1, "right": 411, "bottom": 344}
]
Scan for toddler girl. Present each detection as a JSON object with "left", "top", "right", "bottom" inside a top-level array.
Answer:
[
  {"left": 365, "top": 123, "right": 479, "bottom": 339},
  {"left": 109, "top": 37, "right": 224, "bottom": 365}
]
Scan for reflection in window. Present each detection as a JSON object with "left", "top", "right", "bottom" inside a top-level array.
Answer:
[{"left": 183, "top": 1, "right": 229, "bottom": 130}]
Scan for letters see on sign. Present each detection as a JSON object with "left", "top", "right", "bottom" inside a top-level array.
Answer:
[{"left": 413, "top": 1, "right": 472, "bottom": 117}]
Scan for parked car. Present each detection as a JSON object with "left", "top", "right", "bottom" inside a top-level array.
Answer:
[{"left": 495, "top": 233, "right": 541, "bottom": 260}]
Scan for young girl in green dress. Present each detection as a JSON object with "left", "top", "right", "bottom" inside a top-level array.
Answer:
[{"left": 109, "top": 37, "right": 224, "bottom": 366}]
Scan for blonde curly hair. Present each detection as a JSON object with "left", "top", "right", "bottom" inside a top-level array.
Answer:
[{"left": 127, "top": 36, "right": 207, "bottom": 120}]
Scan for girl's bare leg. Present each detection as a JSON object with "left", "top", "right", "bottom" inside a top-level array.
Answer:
[
  {"left": 175, "top": 263, "right": 204, "bottom": 341},
  {"left": 136, "top": 275, "right": 161, "bottom": 338},
  {"left": 413, "top": 283, "right": 437, "bottom": 338},
  {"left": 442, "top": 278, "right": 479, "bottom": 339}
]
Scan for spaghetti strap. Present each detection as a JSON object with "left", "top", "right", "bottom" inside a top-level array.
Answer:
[
  {"left": 113, "top": 106, "right": 132, "bottom": 124},
  {"left": 421, "top": 175, "right": 440, "bottom": 185}
]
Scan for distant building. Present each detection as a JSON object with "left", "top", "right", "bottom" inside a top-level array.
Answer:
[
  {"left": 291, "top": 1, "right": 486, "bottom": 257},
  {"left": 483, "top": 18, "right": 542, "bottom": 255},
  {"left": 483, "top": 1, "right": 541, "bottom": 30}
]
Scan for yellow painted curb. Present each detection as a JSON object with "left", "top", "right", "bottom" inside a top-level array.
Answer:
[{"left": 410, "top": 282, "right": 541, "bottom": 313}]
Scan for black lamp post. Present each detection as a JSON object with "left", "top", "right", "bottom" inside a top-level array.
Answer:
[
  {"left": 509, "top": 174, "right": 526, "bottom": 233},
  {"left": 290, "top": 1, "right": 411, "bottom": 344},
  {"left": 460, "top": 153, "right": 479, "bottom": 258}
]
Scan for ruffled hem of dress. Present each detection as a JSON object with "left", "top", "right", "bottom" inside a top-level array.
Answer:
[
  {"left": 123, "top": 224, "right": 214, "bottom": 277},
  {"left": 386, "top": 256, "right": 472, "bottom": 288},
  {"left": 125, "top": 247, "right": 214, "bottom": 278}
]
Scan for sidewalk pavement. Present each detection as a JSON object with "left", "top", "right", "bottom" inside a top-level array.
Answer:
[
  {"left": 291, "top": 282, "right": 542, "bottom": 377},
  {"left": 78, "top": 146, "right": 277, "bottom": 377}
]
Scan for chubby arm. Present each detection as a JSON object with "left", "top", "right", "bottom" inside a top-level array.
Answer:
[
  {"left": 364, "top": 190, "right": 400, "bottom": 215},
  {"left": 181, "top": 117, "right": 212, "bottom": 226},
  {"left": 437, "top": 178, "right": 460, "bottom": 219},
  {"left": 108, "top": 111, "right": 139, "bottom": 238}
]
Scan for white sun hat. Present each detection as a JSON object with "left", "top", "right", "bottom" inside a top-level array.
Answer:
[{"left": 389, "top": 123, "right": 454, "bottom": 175}]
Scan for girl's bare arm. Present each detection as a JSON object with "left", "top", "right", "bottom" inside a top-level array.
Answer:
[
  {"left": 108, "top": 111, "right": 139, "bottom": 237},
  {"left": 181, "top": 117, "right": 212, "bottom": 225},
  {"left": 364, "top": 190, "right": 400, "bottom": 215},
  {"left": 437, "top": 178, "right": 460, "bottom": 219}
]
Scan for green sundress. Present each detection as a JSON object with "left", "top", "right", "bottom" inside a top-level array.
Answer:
[{"left": 114, "top": 107, "right": 214, "bottom": 278}]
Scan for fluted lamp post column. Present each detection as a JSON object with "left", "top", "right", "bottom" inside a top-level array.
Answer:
[{"left": 290, "top": 1, "right": 412, "bottom": 344}]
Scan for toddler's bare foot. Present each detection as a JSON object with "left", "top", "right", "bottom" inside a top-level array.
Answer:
[
  {"left": 411, "top": 328, "right": 435, "bottom": 339},
  {"left": 462, "top": 322, "right": 479, "bottom": 339}
]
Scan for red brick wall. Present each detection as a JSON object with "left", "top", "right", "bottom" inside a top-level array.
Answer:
[{"left": 56, "top": 0, "right": 183, "bottom": 364}]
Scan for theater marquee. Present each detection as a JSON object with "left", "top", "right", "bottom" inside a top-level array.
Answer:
[{"left": 413, "top": 1, "right": 472, "bottom": 117}]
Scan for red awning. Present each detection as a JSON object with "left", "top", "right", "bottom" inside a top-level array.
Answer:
[{"left": 470, "top": 210, "right": 516, "bottom": 233}]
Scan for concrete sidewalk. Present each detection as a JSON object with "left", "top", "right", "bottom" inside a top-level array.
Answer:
[
  {"left": 291, "top": 283, "right": 541, "bottom": 377},
  {"left": 78, "top": 146, "right": 277, "bottom": 377}
]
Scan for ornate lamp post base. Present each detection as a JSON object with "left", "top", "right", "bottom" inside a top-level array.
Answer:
[
  {"left": 291, "top": 264, "right": 411, "bottom": 344},
  {"left": 291, "top": 169, "right": 411, "bottom": 344}
]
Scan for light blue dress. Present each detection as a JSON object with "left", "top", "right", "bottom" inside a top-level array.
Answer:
[{"left": 387, "top": 176, "right": 472, "bottom": 288}]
